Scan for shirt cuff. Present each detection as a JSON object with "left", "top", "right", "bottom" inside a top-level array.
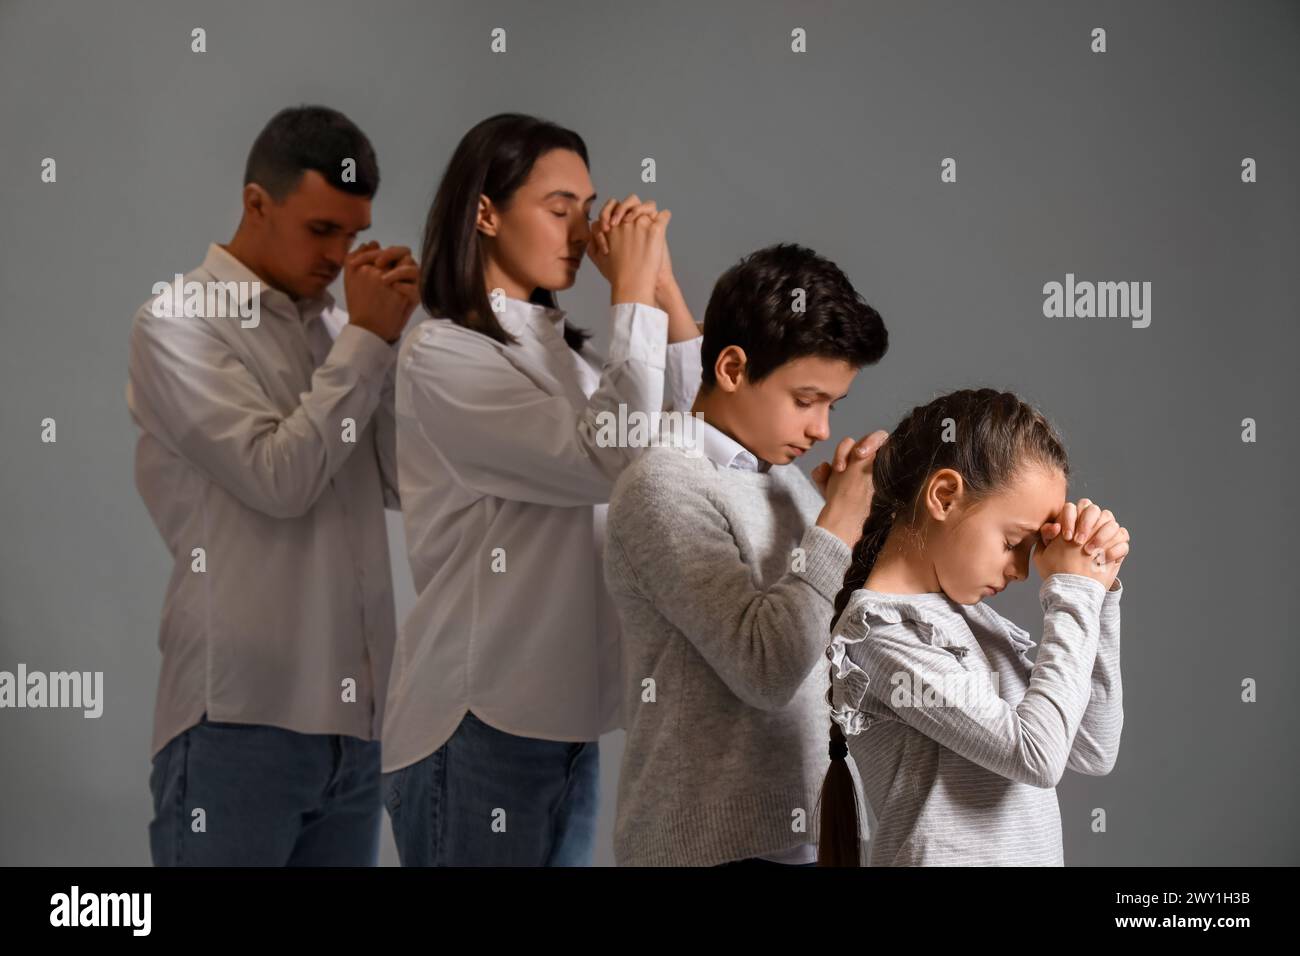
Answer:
[
  {"left": 330, "top": 323, "right": 398, "bottom": 383},
  {"left": 608, "top": 301, "right": 668, "bottom": 370},
  {"left": 794, "top": 524, "right": 853, "bottom": 604},
  {"left": 1039, "top": 573, "right": 1108, "bottom": 614},
  {"left": 664, "top": 334, "right": 704, "bottom": 411},
  {"left": 1099, "top": 577, "right": 1123, "bottom": 627}
]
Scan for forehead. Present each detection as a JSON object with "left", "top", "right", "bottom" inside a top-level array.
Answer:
[
  {"left": 519, "top": 148, "right": 594, "bottom": 198},
  {"left": 978, "top": 463, "right": 1068, "bottom": 526},
  {"left": 279, "top": 169, "right": 371, "bottom": 227},
  {"left": 764, "top": 355, "right": 859, "bottom": 390}
]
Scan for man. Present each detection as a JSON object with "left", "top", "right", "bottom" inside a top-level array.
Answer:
[{"left": 126, "top": 105, "right": 417, "bottom": 865}]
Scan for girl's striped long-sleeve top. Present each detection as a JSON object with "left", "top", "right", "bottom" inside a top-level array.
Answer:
[{"left": 829, "top": 573, "right": 1123, "bottom": 865}]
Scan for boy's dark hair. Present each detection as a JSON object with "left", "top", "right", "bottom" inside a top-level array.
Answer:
[
  {"left": 816, "top": 388, "right": 1071, "bottom": 866},
  {"left": 419, "top": 112, "right": 592, "bottom": 353},
  {"left": 699, "top": 244, "right": 888, "bottom": 390},
  {"left": 244, "top": 105, "right": 380, "bottom": 201}
]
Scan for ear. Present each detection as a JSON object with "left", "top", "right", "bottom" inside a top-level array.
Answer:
[
  {"left": 924, "top": 468, "right": 964, "bottom": 522},
  {"left": 241, "top": 183, "right": 271, "bottom": 222},
  {"left": 475, "top": 195, "right": 499, "bottom": 238},
  {"left": 712, "top": 345, "right": 749, "bottom": 394}
]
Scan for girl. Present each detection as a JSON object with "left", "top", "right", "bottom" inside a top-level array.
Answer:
[
  {"left": 381, "top": 113, "right": 703, "bottom": 866},
  {"left": 817, "top": 388, "right": 1130, "bottom": 866}
]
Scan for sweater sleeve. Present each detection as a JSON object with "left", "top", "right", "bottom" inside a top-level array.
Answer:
[
  {"left": 1065, "top": 577, "right": 1124, "bottom": 775},
  {"left": 606, "top": 459, "right": 851, "bottom": 711},
  {"left": 851, "top": 573, "right": 1108, "bottom": 789}
]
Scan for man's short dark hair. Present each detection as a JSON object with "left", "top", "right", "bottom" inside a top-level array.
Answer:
[
  {"left": 243, "top": 105, "right": 379, "bottom": 201},
  {"left": 699, "top": 243, "right": 888, "bottom": 390}
]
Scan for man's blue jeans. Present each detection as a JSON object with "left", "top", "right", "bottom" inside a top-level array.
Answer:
[
  {"left": 148, "top": 714, "right": 382, "bottom": 866},
  {"left": 383, "top": 710, "right": 599, "bottom": 866}
]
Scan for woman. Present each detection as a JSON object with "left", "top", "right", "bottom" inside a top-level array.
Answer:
[{"left": 381, "top": 113, "right": 703, "bottom": 865}]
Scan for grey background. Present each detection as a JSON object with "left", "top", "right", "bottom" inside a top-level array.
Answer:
[{"left": 1, "top": 0, "right": 1296, "bottom": 865}]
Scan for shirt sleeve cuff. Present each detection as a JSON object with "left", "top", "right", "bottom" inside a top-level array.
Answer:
[
  {"left": 330, "top": 323, "right": 398, "bottom": 382},
  {"left": 1100, "top": 577, "right": 1123, "bottom": 627},
  {"left": 1039, "top": 573, "right": 1108, "bottom": 614},
  {"left": 608, "top": 301, "right": 668, "bottom": 370},
  {"left": 664, "top": 335, "right": 704, "bottom": 411}
]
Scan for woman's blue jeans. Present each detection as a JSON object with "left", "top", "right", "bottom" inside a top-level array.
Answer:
[{"left": 383, "top": 710, "right": 599, "bottom": 866}]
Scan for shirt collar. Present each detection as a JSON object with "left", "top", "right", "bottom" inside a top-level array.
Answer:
[
  {"left": 697, "top": 419, "right": 771, "bottom": 473},
  {"left": 200, "top": 242, "right": 336, "bottom": 324},
  {"left": 494, "top": 294, "right": 567, "bottom": 339}
]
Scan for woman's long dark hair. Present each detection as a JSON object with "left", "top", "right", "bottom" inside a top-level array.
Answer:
[
  {"left": 419, "top": 112, "right": 592, "bottom": 352},
  {"left": 816, "top": 388, "right": 1071, "bottom": 865}
]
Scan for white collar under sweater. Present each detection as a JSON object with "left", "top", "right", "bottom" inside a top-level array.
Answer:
[{"left": 695, "top": 418, "right": 773, "bottom": 474}]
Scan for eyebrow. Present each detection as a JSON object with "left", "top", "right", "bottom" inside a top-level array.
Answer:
[
  {"left": 543, "top": 190, "right": 597, "bottom": 204},
  {"left": 794, "top": 386, "right": 849, "bottom": 401},
  {"left": 309, "top": 219, "right": 371, "bottom": 232}
]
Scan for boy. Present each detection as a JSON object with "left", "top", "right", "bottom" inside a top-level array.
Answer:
[{"left": 605, "top": 243, "right": 889, "bottom": 866}]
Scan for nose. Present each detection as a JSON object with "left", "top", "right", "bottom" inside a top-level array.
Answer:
[
  {"left": 573, "top": 218, "right": 592, "bottom": 250},
  {"left": 322, "top": 241, "right": 348, "bottom": 270},
  {"left": 808, "top": 407, "right": 832, "bottom": 443}
]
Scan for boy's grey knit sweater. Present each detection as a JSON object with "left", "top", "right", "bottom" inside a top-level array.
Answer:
[{"left": 604, "top": 443, "right": 852, "bottom": 866}]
